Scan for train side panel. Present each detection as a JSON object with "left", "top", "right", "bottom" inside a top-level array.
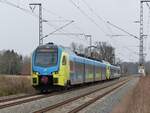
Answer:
[
  {"left": 74, "top": 57, "right": 84, "bottom": 84},
  {"left": 69, "top": 55, "right": 85, "bottom": 85},
  {"left": 94, "top": 61, "right": 102, "bottom": 81},
  {"left": 84, "top": 59, "right": 94, "bottom": 83}
]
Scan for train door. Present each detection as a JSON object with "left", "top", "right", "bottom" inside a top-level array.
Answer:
[
  {"left": 60, "top": 53, "right": 70, "bottom": 86},
  {"left": 75, "top": 60, "right": 84, "bottom": 84}
]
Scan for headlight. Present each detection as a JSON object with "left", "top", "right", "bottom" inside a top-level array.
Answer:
[
  {"left": 32, "top": 72, "right": 39, "bottom": 76},
  {"left": 54, "top": 71, "right": 58, "bottom": 74},
  {"left": 36, "top": 72, "right": 39, "bottom": 75}
]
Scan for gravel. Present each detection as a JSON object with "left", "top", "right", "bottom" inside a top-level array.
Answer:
[{"left": 78, "top": 77, "right": 139, "bottom": 113}]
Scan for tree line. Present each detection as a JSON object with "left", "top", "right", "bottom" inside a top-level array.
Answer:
[
  {"left": 121, "top": 62, "right": 150, "bottom": 75},
  {"left": 0, "top": 50, "right": 31, "bottom": 75}
]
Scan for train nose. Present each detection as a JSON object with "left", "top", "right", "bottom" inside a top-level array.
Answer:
[{"left": 41, "top": 76, "right": 48, "bottom": 84}]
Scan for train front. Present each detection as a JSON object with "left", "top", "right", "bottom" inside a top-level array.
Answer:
[{"left": 31, "top": 43, "right": 61, "bottom": 92}]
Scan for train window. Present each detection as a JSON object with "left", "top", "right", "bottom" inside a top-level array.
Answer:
[
  {"left": 62, "top": 56, "right": 67, "bottom": 65},
  {"left": 75, "top": 62, "right": 84, "bottom": 79},
  {"left": 35, "top": 50, "right": 57, "bottom": 67}
]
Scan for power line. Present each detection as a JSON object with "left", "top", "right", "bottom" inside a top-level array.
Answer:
[
  {"left": 42, "top": 7, "right": 72, "bottom": 22},
  {"left": 0, "top": 0, "right": 33, "bottom": 15},
  {"left": 1, "top": 0, "right": 140, "bottom": 62},
  {"left": 68, "top": 0, "right": 108, "bottom": 35},
  {"left": 81, "top": 0, "right": 141, "bottom": 61},
  {"left": 30, "top": 3, "right": 89, "bottom": 44},
  {"left": 82, "top": 0, "right": 105, "bottom": 23},
  {"left": 81, "top": 0, "right": 122, "bottom": 47},
  {"left": 0, "top": 0, "right": 47, "bottom": 23},
  {"left": 107, "top": 21, "right": 140, "bottom": 40},
  {"left": 82, "top": 0, "right": 112, "bottom": 33},
  {"left": 41, "top": 4, "right": 89, "bottom": 43},
  {"left": 0, "top": 1, "right": 71, "bottom": 29},
  {"left": 146, "top": 2, "right": 150, "bottom": 10},
  {"left": 81, "top": 0, "right": 138, "bottom": 54},
  {"left": 0, "top": 1, "right": 87, "bottom": 43}
]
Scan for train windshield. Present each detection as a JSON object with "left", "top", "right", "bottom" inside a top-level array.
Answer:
[{"left": 34, "top": 48, "right": 58, "bottom": 67}]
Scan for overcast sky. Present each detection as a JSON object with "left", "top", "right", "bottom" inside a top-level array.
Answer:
[{"left": 0, "top": 0, "right": 150, "bottom": 62}]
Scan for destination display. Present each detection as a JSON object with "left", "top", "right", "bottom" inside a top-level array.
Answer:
[{"left": 37, "top": 48, "right": 58, "bottom": 53}]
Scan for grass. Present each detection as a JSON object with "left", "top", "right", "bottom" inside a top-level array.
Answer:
[{"left": 0, "top": 75, "right": 36, "bottom": 96}]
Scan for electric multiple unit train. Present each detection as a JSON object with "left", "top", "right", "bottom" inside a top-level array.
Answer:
[{"left": 31, "top": 43, "right": 121, "bottom": 92}]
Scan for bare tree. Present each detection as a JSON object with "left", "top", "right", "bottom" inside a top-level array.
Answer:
[
  {"left": 0, "top": 50, "right": 22, "bottom": 75},
  {"left": 21, "top": 56, "right": 31, "bottom": 75},
  {"left": 70, "top": 42, "right": 77, "bottom": 52},
  {"left": 95, "top": 42, "right": 115, "bottom": 64}
]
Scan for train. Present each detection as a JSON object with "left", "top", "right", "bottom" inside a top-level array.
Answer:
[{"left": 31, "top": 42, "right": 121, "bottom": 92}]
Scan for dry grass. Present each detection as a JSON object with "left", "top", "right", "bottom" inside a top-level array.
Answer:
[
  {"left": 112, "top": 76, "right": 150, "bottom": 113},
  {"left": 0, "top": 75, "right": 36, "bottom": 96}
]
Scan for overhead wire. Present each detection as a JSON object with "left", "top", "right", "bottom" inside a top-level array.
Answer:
[
  {"left": 1, "top": 0, "right": 139, "bottom": 61},
  {"left": 42, "top": 20, "right": 74, "bottom": 39},
  {"left": 81, "top": 0, "right": 130, "bottom": 48},
  {"left": 0, "top": 0, "right": 35, "bottom": 16},
  {"left": 68, "top": 0, "right": 117, "bottom": 49},
  {"left": 28, "top": 1, "right": 89, "bottom": 43},
  {"left": 42, "top": 7, "right": 72, "bottom": 22},
  {"left": 68, "top": 0, "right": 108, "bottom": 35},
  {"left": 41, "top": 7, "right": 88, "bottom": 43},
  {"left": 1, "top": 0, "right": 72, "bottom": 29},
  {"left": 84, "top": 0, "right": 140, "bottom": 60},
  {"left": 0, "top": 0, "right": 88, "bottom": 44},
  {"left": 40, "top": 1, "right": 92, "bottom": 44},
  {"left": 80, "top": 0, "right": 138, "bottom": 60},
  {"left": 146, "top": 2, "right": 150, "bottom": 10},
  {"left": 0, "top": 0, "right": 121, "bottom": 48},
  {"left": 40, "top": 1, "right": 142, "bottom": 62},
  {"left": 82, "top": 0, "right": 112, "bottom": 34}
]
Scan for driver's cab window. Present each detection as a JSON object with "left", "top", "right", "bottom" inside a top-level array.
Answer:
[{"left": 62, "top": 56, "right": 67, "bottom": 65}]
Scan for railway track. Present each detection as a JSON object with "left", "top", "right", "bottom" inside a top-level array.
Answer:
[
  {"left": 0, "top": 91, "right": 58, "bottom": 109},
  {"left": 0, "top": 78, "right": 121, "bottom": 110},
  {"left": 0, "top": 94, "right": 38, "bottom": 103},
  {"left": 0, "top": 78, "right": 127, "bottom": 112},
  {"left": 69, "top": 81, "right": 127, "bottom": 113},
  {"left": 33, "top": 79, "right": 129, "bottom": 113}
]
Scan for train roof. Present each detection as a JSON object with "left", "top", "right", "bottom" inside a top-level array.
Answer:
[
  {"left": 37, "top": 43, "right": 120, "bottom": 69},
  {"left": 58, "top": 45, "right": 120, "bottom": 68},
  {"left": 37, "top": 42, "right": 58, "bottom": 49}
]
